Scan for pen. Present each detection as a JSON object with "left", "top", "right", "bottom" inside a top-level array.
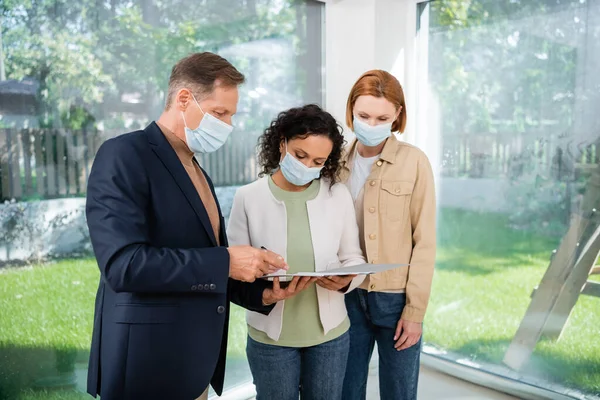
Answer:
[{"left": 260, "top": 246, "right": 291, "bottom": 287}]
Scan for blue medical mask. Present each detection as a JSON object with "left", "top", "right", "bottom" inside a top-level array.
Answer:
[
  {"left": 353, "top": 116, "right": 392, "bottom": 147},
  {"left": 279, "top": 142, "right": 323, "bottom": 186},
  {"left": 181, "top": 94, "right": 233, "bottom": 154}
]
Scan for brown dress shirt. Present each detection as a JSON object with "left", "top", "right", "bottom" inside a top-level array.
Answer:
[{"left": 157, "top": 122, "right": 221, "bottom": 245}]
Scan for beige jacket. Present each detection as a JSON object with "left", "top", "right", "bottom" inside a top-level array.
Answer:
[{"left": 341, "top": 135, "right": 436, "bottom": 323}]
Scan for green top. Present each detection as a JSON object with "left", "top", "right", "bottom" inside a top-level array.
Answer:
[{"left": 248, "top": 177, "right": 350, "bottom": 347}]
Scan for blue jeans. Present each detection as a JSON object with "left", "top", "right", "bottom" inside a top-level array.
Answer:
[
  {"left": 342, "top": 290, "right": 421, "bottom": 400},
  {"left": 246, "top": 331, "right": 350, "bottom": 400}
]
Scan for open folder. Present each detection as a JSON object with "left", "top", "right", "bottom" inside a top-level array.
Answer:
[{"left": 262, "top": 263, "right": 408, "bottom": 279}]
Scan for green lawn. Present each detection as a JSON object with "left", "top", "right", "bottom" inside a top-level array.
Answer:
[
  {"left": 426, "top": 209, "right": 600, "bottom": 394},
  {"left": 0, "top": 259, "right": 247, "bottom": 399},
  {"left": 0, "top": 208, "right": 598, "bottom": 398}
]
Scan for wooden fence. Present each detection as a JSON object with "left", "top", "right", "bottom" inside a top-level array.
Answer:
[
  {"left": 1, "top": 129, "right": 598, "bottom": 201},
  {"left": 440, "top": 132, "right": 599, "bottom": 179},
  {"left": 0, "top": 128, "right": 261, "bottom": 201}
]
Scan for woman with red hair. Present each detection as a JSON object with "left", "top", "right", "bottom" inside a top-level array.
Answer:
[{"left": 340, "top": 70, "right": 437, "bottom": 400}]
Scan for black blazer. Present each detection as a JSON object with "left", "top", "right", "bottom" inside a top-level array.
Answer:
[{"left": 85, "top": 122, "right": 272, "bottom": 400}]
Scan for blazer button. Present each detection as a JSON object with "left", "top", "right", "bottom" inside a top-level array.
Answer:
[
  {"left": 191, "top": 285, "right": 197, "bottom": 291},
  {"left": 369, "top": 180, "right": 376, "bottom": 186},
  {"left": 369, "top": 207, "right": 376, "bottom": 213},
  {"left": 371, "top": 259, "right": 377, "bottom": 264},
  {"left": 204, "top": 284, "right": 210, "bottom": 290},
  {"left": 369, "top": 233, "right": 377, "bottom": 240},
  {"left": 217, "top": 306, "right": 225, "bottom": 314},
  {"left": 210, "top": 284, "right": 216, "bottom": 290},
  {"left": 376, "top": 160, "right": 383, "bottom": 167}
]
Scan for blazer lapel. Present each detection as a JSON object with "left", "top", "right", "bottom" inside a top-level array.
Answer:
[{"left": 145, "top": 122, "right": 218, "bottom": 247}]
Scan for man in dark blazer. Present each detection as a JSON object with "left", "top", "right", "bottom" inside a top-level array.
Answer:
[{"left": 85, "top": 52, "right": 287, "bottom": 400}]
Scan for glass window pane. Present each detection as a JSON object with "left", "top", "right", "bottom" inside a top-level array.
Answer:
[
  {"left": 0, "top": 1, "right": 324, "bottom": 398},
  {"left": 419, "top": 0, "right": 600, "bottom": 397}
]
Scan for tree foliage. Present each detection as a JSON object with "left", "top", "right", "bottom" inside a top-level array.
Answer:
[
  {"left": 1, "top": 0, "right": 313, "bottom": 130},
  {"left": 428, "top": 0, "right": 599, "bottom": 234}
]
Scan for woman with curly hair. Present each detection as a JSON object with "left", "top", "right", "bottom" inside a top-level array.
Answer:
[{"left": 227, "top": 104, "right": 366, "bottom": 400}]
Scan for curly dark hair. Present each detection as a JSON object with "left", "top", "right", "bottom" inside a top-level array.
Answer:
[{"left": 257, "top": 104, "right": 346, "bottom": 185}]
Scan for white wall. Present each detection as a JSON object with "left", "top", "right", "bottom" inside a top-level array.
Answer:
[
  {"left": 325, "top": 0, "right": 417, "bottom": 132},
  {"left": 324, "top": 0, "right": 441, "bottom": 196}
]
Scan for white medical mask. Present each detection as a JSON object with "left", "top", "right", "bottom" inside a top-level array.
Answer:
[
  {"left": 353, "top": 116, "right": 392, "bottom": 147},
  {"left": 181, "top": 95, "right": 233, "bottom": 154},
  {"left": 279, "top": 141, "right": 323, "bottom": 186}
]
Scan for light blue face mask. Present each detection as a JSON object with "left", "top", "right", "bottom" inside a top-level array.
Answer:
[
  {"left": 353, "top": 116, "right": 392, "bottom": 147},
  {"left": 280, "top": 142, "right": 323, "bottom": 186},
  {"left": 181, "top": 94, "right": 233, "bottom": 154}
]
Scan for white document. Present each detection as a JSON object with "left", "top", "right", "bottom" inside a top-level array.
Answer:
[{"left": 262, "top": 263, "right": 408, "bottom": 279}]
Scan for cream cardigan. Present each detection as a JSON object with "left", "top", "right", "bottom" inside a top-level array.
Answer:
[{"left": 227, "top": 177, "right": 366, "bottom": 341}]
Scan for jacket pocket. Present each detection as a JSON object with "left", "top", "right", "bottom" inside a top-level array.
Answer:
[
  {"left": 112, "top": 303, "right": 179, "bottom": 324},
  {"left": 380, "top": 181, "right": 413, "bottom": 222}
]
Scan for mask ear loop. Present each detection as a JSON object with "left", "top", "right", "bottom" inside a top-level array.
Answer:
[
  {"left": 181, "top": 91, "right": 204, "bottom": 130},
  {"left": 181, "top": 111, "right": 189, "bottom": 129},
  {"left": 191, "top": 93, "right": 206, "bottom": 117},
  {"left": 280, "top": 139, "right": 288, "bottom": 163}
]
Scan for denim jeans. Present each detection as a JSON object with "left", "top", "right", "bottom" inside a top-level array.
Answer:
[
  {"left": 246, "top": 331, "right": 350, "bottom": 400},
  {"left": 342, "top": 289, "right": 421, "bottom": 400}
]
